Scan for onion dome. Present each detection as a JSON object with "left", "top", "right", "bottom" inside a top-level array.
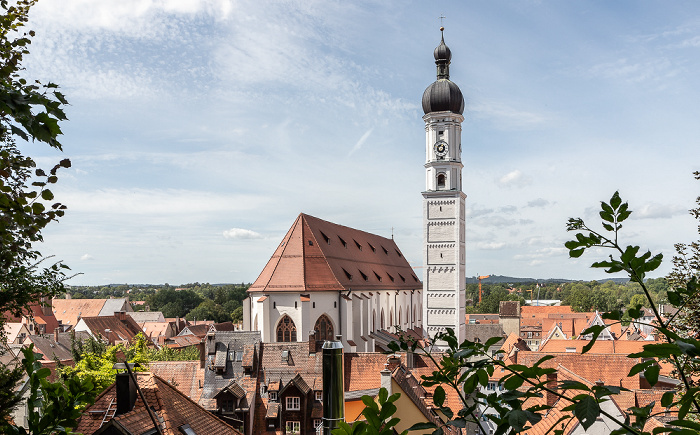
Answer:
[{"left": 422, "top": 28, "right": 464, "bottom": 115}]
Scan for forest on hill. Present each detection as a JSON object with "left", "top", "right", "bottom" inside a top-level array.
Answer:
[
  {"left": 466, "top": 277, "right": 670, "bottom": 313},
  {"left": 64, "top": 283, "right": 251, "bottom": 323}
]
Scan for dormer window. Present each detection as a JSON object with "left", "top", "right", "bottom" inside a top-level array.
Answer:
[{"left": 269, "top": 391, "right": 278, "bottom": 401}]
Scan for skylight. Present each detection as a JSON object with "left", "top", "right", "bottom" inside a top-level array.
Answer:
[
  {"left": 359, "top": 270, "right": 368, "bottom": 281},
  {"left": 354, "top": 239, "right": 362, "bottom": 250},
  {"left": 342, "top": 268, "right": 352, "bottom": 280},
  {"left": 373, "top": 271, "right": 382, "bottom": 281},
  {"left": 338, "top": 236, "right": 347, "bottom": 248},
  {"left": 398, "top": 273, "right": 406, "bottom": 282},
  {"left": 320, "top": 231, "right": 330, "bottom": 244}
]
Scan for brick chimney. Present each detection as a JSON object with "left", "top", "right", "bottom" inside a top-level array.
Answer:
[
  {"left": 53, "top": 328, "right": 59, "bottom": 343},
  {"left": 115, "top": 373, "right": 138, "bottom": 415},
  {"left": 546, "top": 372, "right": 558, "bottom": 407},
  {"left": 309, "top": 331, "right": 317, "bottom": 354},
  {"left": 115, "top": 311, "right": 127, "bottom": 322},
  {"left": 198, "top": 341, "right": 206, "bottom": 369}
]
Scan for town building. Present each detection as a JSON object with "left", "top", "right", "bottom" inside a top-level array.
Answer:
[
  {"left": 52, "top": 297, "right": 133, "bottom": 331},
  {"left": 244, "top": 213, "right": 423, "bottom": 351},
  {"left": 421, "top": 29, "right": 467, "bottom": 346}
]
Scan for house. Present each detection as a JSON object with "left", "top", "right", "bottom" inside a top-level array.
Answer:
[
  {"left": 24, "top": 330, "right": 92, "bottom": 363},
  {"left": 76, "top": 371, "right": 241, "bottom": 435},
  {"left": 2, "top": 300, "right": 61, "bottom": 335},
  {"left": 52, "top": 298, "right": 133, "bottom": 330},
  {"left": 74, "top": 312, "right": 145, "bottom": 345},
  {"left": 3, "top": 322, "right": 30, "bottom": 344}
]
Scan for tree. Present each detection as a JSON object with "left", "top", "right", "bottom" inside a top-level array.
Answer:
[
  {"left": 1, "top": 345, "right": 96, "bottom": 435},
  {"left": 380, "top": 190, "right": 700, "bottom": 435},
  {"left": 0, "top": 0, "right": 71, "bottom": 329}
]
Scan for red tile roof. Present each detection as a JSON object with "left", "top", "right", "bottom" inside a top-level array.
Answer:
[
  {"left": 79, "top": 314, "right": 144, "bottom": 345},
  {"left": 250, "top": 214, "right": 420, "bottom": 293},
  {"left": 538, "top": 339, "right": 652, "bottom": 355},
  {"left": 148, "top": 361, "right": 206, "bottom": 403},
  {"left": 52, "top": 299, "right": 108, "bottom": 327},
  {"left": 77, "top": 372, "right": 239, "bottom": 435}
]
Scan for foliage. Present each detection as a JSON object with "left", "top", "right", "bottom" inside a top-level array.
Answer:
[
  {"left": 381, "top": 190, "right": 700, "bottom": 435},
  {"left": 61, "top": 333, "right": 199, "bottom": 393},
  {"left": 333, "top": 388, "right": 406, "bottom": 435},
  {"left": 0, "top": 0, "right": 71, "bottom": 329},
  {"left": 1, "top": 345, "right": 96, "bottom": 435}
]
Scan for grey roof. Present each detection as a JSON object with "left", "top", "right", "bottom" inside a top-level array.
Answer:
[
  {"left": 199, "top": 331, "right": 261, "bottom": 408},
  {"left": 28, "top": 334, "right": 73, "bottom": 361},
  {"left": 464, "top": 324, "right": 506, "bottom": 347},
  {"left": 127, "top": 311, "right": 164, "bottom": 322},
  {"left": 98, "top": 298, "right": 131, "bottom": 316}
]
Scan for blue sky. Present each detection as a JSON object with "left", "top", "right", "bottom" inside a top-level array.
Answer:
[{"left": 23, "top": 0, "right": 698, "bottom": 285}]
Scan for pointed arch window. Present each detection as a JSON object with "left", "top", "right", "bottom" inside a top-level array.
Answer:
[
  {"left": 276, "top": 315, "right": 297, "bottom": 342},
  {"left": 314, "top": 314, "right": 334, "bottom": 342}
]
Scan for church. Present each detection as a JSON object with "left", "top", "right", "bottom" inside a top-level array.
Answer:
[{"left": 243, "top": 29, "right": 466, "bottom": 350}]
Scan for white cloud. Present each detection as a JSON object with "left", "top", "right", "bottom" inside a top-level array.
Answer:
[
  {"left": 477, "top": 242, "right": 506, "bottom": 250},
  {"left": 80, "top": 254, "right": 94, "bottom": 261},
  {"left": 526, "top": 198, "right": 550, "bottom": 208},
  {"left": 223, "top": 228, "right": 263, "bottom": 240},
  {"left": 349, "top": 129, "right": 373, "bottom": 156},
  {"left": 497, "top": 170, "right": 532, "bottom": 188},
  {"left": 635, "top": 203, "right": 687, "bottom": 219},
  {"left": 471, "top": 100, "right": 551, "bottom": 129}
]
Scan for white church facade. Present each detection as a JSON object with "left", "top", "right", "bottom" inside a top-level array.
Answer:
[
  {"left": 242, "top": 30, "right": 467, "bottom": 350},
  {"left": 243, "top": 213, "right": 423, "bottom": 351}
]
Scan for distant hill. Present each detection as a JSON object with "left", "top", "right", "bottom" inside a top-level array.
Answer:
[{"left": 465, "top": 275, "right": 629, "bottom": 284}]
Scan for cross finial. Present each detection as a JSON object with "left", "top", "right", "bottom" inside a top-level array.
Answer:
[{"left": 439, "top": 14, "right": 446, "bottom": 28}]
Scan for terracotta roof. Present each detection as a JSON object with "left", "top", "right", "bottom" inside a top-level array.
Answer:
[
  {"left": 249, "top": 213, "right": 420, "bottom": 293},
  {"left": 165, "top": 334, "right": 202, "bottom": 349},
  {"left": 149, "top": 361, "right": 206, "bottom": 403},
  {"left": 52, "top": 299, "right": 108, "bottom": 326},
  {"left": 521, "top": 305, "right": 572, "bottom": 316},
  {"left": 77, "top": 372, "right": 240, "bottom": 435},
  {"left": 3, "top": 301, "right": 60, "bottom": 334},
  {"left": 538, "top": 339, "right": 651, "bottom": 355},
  {"left": 179, "top": 324, "right": 210, "bottom": 338},
  {"left": 79, "top": 314, "right": 144, "bottom": 345},
  {"left": 139, "top": 321, "right": 172, "bottom": 339}
]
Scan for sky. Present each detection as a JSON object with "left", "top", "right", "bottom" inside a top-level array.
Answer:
[{"left": 20, "top": 0, "right": 699, "bottom": 285}]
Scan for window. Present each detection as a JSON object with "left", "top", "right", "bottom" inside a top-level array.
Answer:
[
  {"left": 338, "top": 236, "right": 347, "bottom": 248},
  {"left": 286, "top": 421, "right": 300, "bottom": 434},
  {"left": 313, "top": 419, "right": 322, "bottom": 431},
  {"left": 359, "top": 270, "right": 368, "bottom": 281},
  {"left": 386, "top": 273, "right": 394, "bottom": 282},
  {"left": 374, "top": 271, "right": 382, "bottom": 281},
  {"left": 395, "top": 249, "right": 402, "bottom": 257},
  {"left": 342, "top": 268, "right": 352, "bottom": 280},
  {"left": 398, "top": 273, "right": 406, "bottom": 282},
  {"left": 314, "top": 315, "right": 334, "bottom": 341},
  {"left": 527, "top": 332, "right": 532, "bottom": 338},
  {"left": 276, "top": 315, "right": 297, "bottom": 342},
  {"left": 320, "top": 231, "right": 330, "bottom": 244},
  {"left": 381, "top": 246, "right": 388, "bottom": 255},
  {"left": 269, "top": 391, "right": 278, "bottom": 401},
  {"left": 315, "top": 391, "right": 322, "bottom": 401},
  {"left": 368, "top": 243, "right": 376, "bottom": 252},
  {"left": 286, "top": 397, "right": 300, "bottom": 411},
  {"left": 437, "top": 173, "right": 446, "bottom": 188},
  {"left": 354, "top": 239, "right": 362, "bottom": 250},
  {"left": 179, "top": 424, "right": 196, "bottom": 435},
  {"left": 221, "top": 399, "right": 235, "bottom": 412}
]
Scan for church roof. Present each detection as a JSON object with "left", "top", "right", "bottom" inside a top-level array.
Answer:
[{"left": 250, "top": 213, "right": 421, "bottom": 293}]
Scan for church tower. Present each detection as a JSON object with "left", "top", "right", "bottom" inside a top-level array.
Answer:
[{"left": 421, "top": 28, "right": 466, "bottom": 347}]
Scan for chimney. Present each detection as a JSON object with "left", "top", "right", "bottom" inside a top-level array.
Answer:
[
  {"left": 406, "top": 348, "right": 415, "bottom": 369},
  {"left": 115, "top": 373, "right": 138, "bottom": 415},
  {"left": 198, "top": 341, "right": 206, "bottom": 369},
  {"left": 53, "top": 328, "right": 59, "bottom": 343},
  {"left": 115, "top": 311, "right": 127, "bottom": 322},
  {"left": 545, "top": 372, "right": 557, "bottom": 407},
  {"left": 380, "top": 364, "right": 392, "bottom": 395},
  {"left": 322, "top": 336, "right": 344, "bottom": 435},
  {"left": 309, "top": 331, "right": 317, "bottom": 355}
]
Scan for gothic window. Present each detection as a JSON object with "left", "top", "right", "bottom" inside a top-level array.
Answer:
[
  {"left": 381, "top": 309, "right": 385, "bottom": 329},
  {"left": 373, "top": 309, "right": 376, "bottom": 330},
  {"left": 276, "top": 315, "right": 297, "bottom": 342},
  {"left": 389, "top": 311, "right": 393, "bottom": 327},
  {"left": 437, "top": 173, "right": 445, "bottom": 189},
  {"left": 398, "top": 310, "right": 401, "bottom": 326},
  {"left": 406, "top": 307, "right": 410, "bottom": 326},
  {"left": 314, "top": 314, "right": 334, "bottom": 341}
]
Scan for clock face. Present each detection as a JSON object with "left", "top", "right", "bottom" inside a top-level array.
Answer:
[{"left": 434, "top": 141, "right": 448, "bottom": 157}]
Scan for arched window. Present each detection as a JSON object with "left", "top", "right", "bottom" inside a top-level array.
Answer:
[
  {"left": 437, "top": 173, "right": 446, "bottom": 189},
  {"left": 381, "top": 309, "right": 385, "bottom": 330},
  {"left": 373, "top": 309, "right": 376, "bottom": 331},
  {"left": 314, "top": 314, "right": 334, "bottom": 341},
  {"left": 276, "top": 315, "right": 297, "bottom": 342},
  {"left": 406, "top": 307, "right": 410, "bottom": 326},
  {"left": 389, "top": 311, "right": 393, "bottom": 327},
  {"left": 398, "top": 310, "right": 401, "bottom": 327}
]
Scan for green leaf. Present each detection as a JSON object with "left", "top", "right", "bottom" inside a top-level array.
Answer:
[
  {"left": 433, "top": 386, "right": 445, "bottom": 407},
  {"left": 644, "top": 364, "right": 660, "bottom": 387},
  {"left": 660, "top": 391, "right": 675, "bottom": 408},
  {"left": 406, "top": 422, "right": 436, "bottom": 432},
  {"left": 40, "top": 189, "right": 53, "bottom": 200},
  {"left": 574, "top": 396, "right": 600, "bottom": 430},
  {"left": 508, "top": 410, "right": 528, "bottom": 431},
  {"left": 503, "top": 375, "right": 524, "bottom": 391},
  {"left": 609, "top": 191, "right": 621, "bottom": 210}
]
